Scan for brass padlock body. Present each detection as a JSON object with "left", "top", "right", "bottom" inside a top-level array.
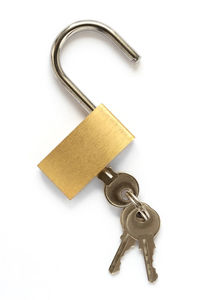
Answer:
[{"left": 38, "top": 104, "right": 134, "bottom": 199}]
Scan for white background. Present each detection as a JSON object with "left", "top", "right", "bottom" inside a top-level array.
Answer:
[{"left": 0, "top": 0, "right": 200, "bottom": 299}]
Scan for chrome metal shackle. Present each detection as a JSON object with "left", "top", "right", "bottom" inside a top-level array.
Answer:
[{"left": 51, "top": 20, "right": 140, "bottom": 113}]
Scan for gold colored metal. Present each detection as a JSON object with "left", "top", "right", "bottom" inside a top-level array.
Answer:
[{"left": 38, "top": 104, "right": 134, "bottom": 199}]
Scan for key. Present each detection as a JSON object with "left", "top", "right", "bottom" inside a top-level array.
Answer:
[
  {"left": 109, "top": 205, "right": 136, "bottom": 273},
  {"left": 125, "top": 204, "right": 160, "bottom": 282},
  {"left": 98, "top": 167, "right": 139, "bottom": 208},
  {"left": 109, "top": 232, "right": 135, "bottom": 273}
]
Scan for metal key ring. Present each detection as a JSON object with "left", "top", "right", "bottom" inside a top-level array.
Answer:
[
  {"left": 126, "top": 191, "right": 150, "bottom": 221},
  {"left": 51, "top": 20, "right": 140, "bottom": 113}
]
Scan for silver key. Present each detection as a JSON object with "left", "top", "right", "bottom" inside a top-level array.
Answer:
[
  {"left": 126, "top": 204, "right": 160, "bottom": 282},
  {"left": 98, "top": 167, "right": 139, "bottom": 208},
  {"left": 109, "top": 205, "right": 136, "bottom": 273},
  {"left": 109, "top": 232, "right": 135, "bottom": 273}
]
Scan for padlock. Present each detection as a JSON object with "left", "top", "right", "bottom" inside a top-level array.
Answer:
[
  {"left": 38, "top": 21, "right": 161, "bottom": 282},
  {"left": 38, "top": 20, "right": 140, "bottom": 199}
]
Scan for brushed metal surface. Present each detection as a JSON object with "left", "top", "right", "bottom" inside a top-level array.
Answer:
[{"left": 38, "top": 104, "right": 134, "bottom": 199}]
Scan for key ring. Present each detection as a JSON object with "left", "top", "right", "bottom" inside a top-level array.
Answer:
[{"left": 126, "top": 191, "right": 150, "bottom": 221}]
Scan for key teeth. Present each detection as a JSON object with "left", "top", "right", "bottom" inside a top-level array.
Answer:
[
  {"left": 139, "top": 238, "right": 158, "bottom": 282},
  {"left": 109, "top": 233, "right": 135, "bottom": 274}
]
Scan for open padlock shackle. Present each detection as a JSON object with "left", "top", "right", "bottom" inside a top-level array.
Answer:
[{"left": 51, "top": 20, "right": 140, "bottom": 113}]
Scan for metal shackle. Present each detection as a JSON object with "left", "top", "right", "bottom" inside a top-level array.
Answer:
[{"left": 51, "top": 20, "right": 140, "bottom": 113}]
